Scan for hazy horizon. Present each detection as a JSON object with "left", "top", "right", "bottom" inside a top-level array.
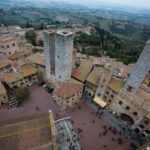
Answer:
[{"left": 34, "top": 0, "right": 150, "bottom": 9}]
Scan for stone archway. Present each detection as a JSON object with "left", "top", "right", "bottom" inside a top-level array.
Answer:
[{"left": 120, "top": 113, "right": 134, "bottom": 125}]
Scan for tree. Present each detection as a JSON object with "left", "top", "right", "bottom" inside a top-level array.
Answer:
[
  {"left": 25, "top": 30, "right": 37, "bottom": 46},
  {"left": 38, "top": 40, "right": 44, "bottom": 47},
  {"left": 14, "top": 87, "right": 30, "bottom": 103}
]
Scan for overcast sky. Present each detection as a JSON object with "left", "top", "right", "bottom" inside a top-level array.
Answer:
[{"left": 56, "top": 0, "right": 150, "bottom": 9}]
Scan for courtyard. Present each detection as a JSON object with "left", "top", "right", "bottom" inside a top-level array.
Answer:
[{"left": 0, "top": 84, "right": 135, "bottom": 150}]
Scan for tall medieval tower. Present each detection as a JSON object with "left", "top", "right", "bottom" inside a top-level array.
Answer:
[
  {"left": 123, "top": 40, "right": 150, "bottom": 93},
  {"left": 44, "top": 30, "right": 74, "bottom": 82}
]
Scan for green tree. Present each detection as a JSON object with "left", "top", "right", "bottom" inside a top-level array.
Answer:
[
  {"left": 38, "top": 40, "right": 44, "bottom": 47},
  {"left": 14, "top": 87, "right": 30, "bottom": 103},
  {"left": 25, "top": 30, "right": 37, "bottom": 46}
]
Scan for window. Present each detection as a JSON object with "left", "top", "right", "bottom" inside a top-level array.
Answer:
[
  {"left": 104, "top": 96, "right": 107, "bottom": 99},
  {"left": 125, "top": 106, "right": 130, "bottom": 110},
  {"left": 139, "top": 124, "right": 144, "bottom": 129},
  {"left": 9, "top": 52, "right": 11, "bottom": 55},
  {"left": 144, "top": 120, "right": 149, "bottom": 125},
  {"left": 133, "top": 112, "right": 137, "bottom": 116},
  {"left": 13, "top": 43, "right": 15, "bottom": 46},
  {"left": 145, "top": 130, "right": 150, "bottom": 134},
  {"left": 7, "top": 45, "right": 9, "bottom": 48},
  {"left": 58, "top": 55, "right": 59, "bottom": 59},
  {"left": 111, "top": 95, "right": 114, "bottom": 98},
  {"left": 106, "top": 91, "right": 109, "bottom": 95},
  {"left": 119, "top": 101, "right": 122, "bottom": 105},
  {"left": 109, "top": 100, "right": 111, "bottom": 103},
  {"left": 98, "top": 93, "right": 101, "bottom": 97},
  {"left": 59, "top": 76, "right": 61, "bottom": 79},
  {"left": 1, "top": 45, "right": 4, "bottom": 48}
]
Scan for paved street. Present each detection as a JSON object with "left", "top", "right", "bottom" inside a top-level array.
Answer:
[
  {"left": 82, "top": 95, "right": 146, "bottom": 147},
  {"left": 0, "top": 84, "right": 136, "bottom": 150}
]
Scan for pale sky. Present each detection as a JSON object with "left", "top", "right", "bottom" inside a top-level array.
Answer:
[{"left": 56, "top": 0, "right": 150, "bottom": 9}]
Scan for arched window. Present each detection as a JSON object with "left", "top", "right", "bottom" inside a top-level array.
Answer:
[
  {"left": 144, "top": 120, "right": 149, "bottom": 125},
  {"left": 133, "top": 112, "right": 137, "bottom": 116},
  {"left": 118, "top": 101, "right": 122, "bottom": 105},
  {"left": 125, "top": 106, "right": 130, "bottom": 110},
  {"left": 145, "top": 130, "right": 150, "bottom": 134},
  {"left": 139, "top": 124, "right": 144, "bottom": 129}
]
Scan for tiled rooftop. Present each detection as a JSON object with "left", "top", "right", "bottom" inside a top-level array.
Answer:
[
  {"left": 0, "top": 113, "right": 55, "bottom": 150},
  {"left": 72, "top": 60, "right": 93, "bottom": 82},
  {"left": 19, "top": 66, "right": 37, "bottom": 77},
  {"left": 108, "top": 78, "right": 125, "bottom": 93},
  {"left": 4, "top": 72, "right": 23, "bottom": 84},
  {"left": 86, "top": 67, "right": 103, "bottom": 86},
  {"left": 54, "top": 83, "right": 83, "bottom": 99}
]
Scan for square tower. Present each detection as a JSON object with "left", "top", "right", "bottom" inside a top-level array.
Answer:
[
  {"left": 44, "top": 30, "right": 74, "bottom": 82},
  {"left": 43, "top": 30, "right": 55, "bottom": 80},
  {"left": 123, "top": 40, "right": 150, "bottom": 93},
  {"left": 55, "top": 31, "right": 74, "bottom": 82}
]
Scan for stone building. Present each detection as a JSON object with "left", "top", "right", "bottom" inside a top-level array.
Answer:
[
  {"left": 96, "top": 66, "right": 113, "bottom": 97},
  {"left": 26, "top": 52, "right": 45, "bottom": 78},
  {"left": 0, "top": 82, "right": 8, "bottom": 106},
  {"left": 137, "top": 141, "right": 150, "bottom": 150},
  {"left": 0, "top": 58, "right": 13, "bottom": 73},
  {"left": 101, "top": 40, "right": 150, "bottom": 139},
  {"left": 44, "top": 30, "right": 74, "bottom": 82},
  {"left": 4, "top": 65, "right": 38, "bottom": 89},
  {"left": 0, "top": 36, "right": 19, "bottom": 57},
  {"left": 53, "top": 83, "right": 83, "bottom": 109},
  {"left": 84, "top": 67, "right": 102, "bottom": 98},
  {"left": 102, "top": 78, "right": 125, "bottom": 107}
]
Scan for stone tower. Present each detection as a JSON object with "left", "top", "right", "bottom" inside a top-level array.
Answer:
[
  {"left": 123, "top": 40, "right": 150, "bottom": 93},
  {"left": 55, "top": 30, "right": 74, "bottom": 82},
  {"left": 44, "top": 30, "right": 74, "bottom": 82}
]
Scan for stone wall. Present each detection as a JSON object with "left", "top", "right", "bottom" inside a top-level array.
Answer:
[
  {"left": 55, "top": 31, "right": 74, "bottom": 82},
  {"left": 43, "top": 31, "right": 52, "bottom": 80},
  {"left": 124, "top": 40, "right": 150, "bottom": 93}
]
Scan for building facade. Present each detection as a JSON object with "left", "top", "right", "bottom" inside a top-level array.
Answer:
[
  {"left": 0, "top": 36, "right": 19, "bottom": 57},
  {"left": 0, "top": 82, "right": 8, "bottom": 106},
  {"left": 53, "top": 83, "right": 83, "bottom": 109}
]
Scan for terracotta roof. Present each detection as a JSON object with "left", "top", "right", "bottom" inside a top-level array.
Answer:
[
  {"left": 0, "top": 58, "right": 12, "bottom": 69},
  {"left": 86, "top": 67, "right": 102, "bottom": 86},
  {"left": 54, "top": 83, "right": 83, "bottom": 99},
  {"left": 8, "top": 52, "right": 24, "bottom": 60},
  {"left": 0, "top": 36, "right": 14, "bottom": 42},
  {"left": 4, "top": 72, "right": 23, "bottom": 84},
  {"left": 0, "top": 113, "right": 56, "bottom": 150},
  {"left": 108, "top": 78, "right": 125, "bottom": 93},
  {"left": 26, "top": 53, "right": 45, "bottom": 66},
  {"left": 72, "top": 60, "right": 93, "bottom": 82},
  {"left": 68, "top": 78, "right": 83, "bottom": 85},
  {"left": 19, "top": 66, "right": 37, "bottom": 77},
  {"left": 17, "top": 59, "right": 33, "bottom": 69},
  {"left": 0, "top": 82, "right": 7, "bottom": 95}
]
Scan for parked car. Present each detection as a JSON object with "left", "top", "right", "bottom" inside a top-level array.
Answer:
[
  {"left": 43, "top": 84, "right": 47, "bottom": 88},
  {"left": 45, "top": 86, "right": 50, "bottom": 90},
  {"left": 39, "top": 82, "right": 45, "bottom": 86},
  {"left": 47, "top": 88, "right": 54, "bottom": 93}
]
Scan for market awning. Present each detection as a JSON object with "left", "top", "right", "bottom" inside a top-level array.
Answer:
[{"left": 93, "top": 96, "right": 107, "bottom": 108}]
